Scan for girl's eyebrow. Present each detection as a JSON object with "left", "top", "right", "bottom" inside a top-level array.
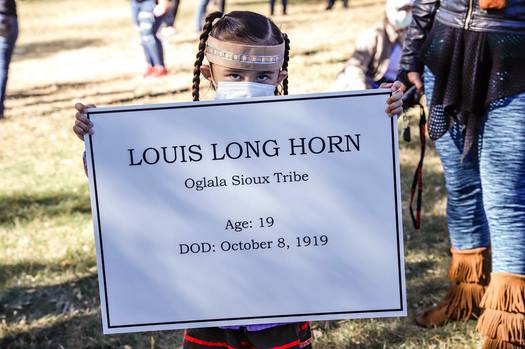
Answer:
[{"left": 257, "top": 71, "right": 276, "bottom": 74}]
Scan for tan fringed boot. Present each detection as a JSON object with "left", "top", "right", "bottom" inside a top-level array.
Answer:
[
  {"left": 477, "top": 272, "right": 525, "bottom": 349},
  {"left": 415, "top": 247, "right": 491, "bottom": 327}
]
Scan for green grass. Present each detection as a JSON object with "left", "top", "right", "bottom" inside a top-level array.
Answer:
[{"left": 0, "top": 0, "right": 484, "bottom": 347}]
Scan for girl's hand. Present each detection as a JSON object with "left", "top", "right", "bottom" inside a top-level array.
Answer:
[
  {"left": 381, "top": 81, "right": 404, "bottom": 118},
  {"left": 73, "top": 103, "right": 95, "bottom": 141}
]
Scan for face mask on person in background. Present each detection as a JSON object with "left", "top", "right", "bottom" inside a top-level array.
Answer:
[
  {"left": 387, "top": 9, "right": 412, "bottom": 30},
  {"left": 386, "top": 0, "right": 413, "bottom": 30},
  {"left": 215, "top": 81, "right": 276, "bottom": 100}
]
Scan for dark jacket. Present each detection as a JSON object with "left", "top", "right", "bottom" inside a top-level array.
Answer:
[
  {"left": 399, "top": 0, "right": 525, "bottom": 74},
  {"left": 0, "top": 0, "right": 16, "bottom": 17}
]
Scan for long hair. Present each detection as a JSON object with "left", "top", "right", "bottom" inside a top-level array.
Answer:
[{"left": 192, "top": 11, "right": 290, "bottom": 101}]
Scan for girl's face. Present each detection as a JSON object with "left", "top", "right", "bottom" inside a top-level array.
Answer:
[{"left": 201, "top": 64, "right": 287, "bottom": 88}]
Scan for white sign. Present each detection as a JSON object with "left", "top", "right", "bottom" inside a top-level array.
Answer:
[{"left": 85, "top": 89, "right": 406, "bottom": 334}]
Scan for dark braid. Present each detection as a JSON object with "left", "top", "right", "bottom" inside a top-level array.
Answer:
[
  {"left": 192, "top": 11, "right": 223, "bottom": 101},
  {"left": 281, "top": 33, "right": 290, "bottom": 96}
]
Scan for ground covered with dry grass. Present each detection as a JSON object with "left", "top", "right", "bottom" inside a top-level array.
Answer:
[{"left": 1, "top": 0, "right": 483, "bottom": 348}]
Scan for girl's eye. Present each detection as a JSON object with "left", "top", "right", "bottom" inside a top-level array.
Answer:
[
  {"left": 256, "top": 74, "right": 270, "bottom": 81},
  {"left": 228, "top": 74, "right": 241, "bottom": 81}
]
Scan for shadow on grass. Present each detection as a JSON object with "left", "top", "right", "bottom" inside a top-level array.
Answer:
[
  {"left": 13, "top": 88, "right": 138, "bottom": 109},
  {"left": 0, "top": 192, "right": 91, "bottom": 226},
  {"left": 1, "top": 309, "right": 184, "bottom": 349},
  {"left": 33, "top": 86, "right": 192, "bottom": 118},
  {"left": 9, "top": 76, "right": 138, "bottom": 99},
  {"left": 13, "top": 38, "right": 104, "bottom": 62},
  {"left": 8, "top": 81, "right": 192, "bottom": 118},
  {"left": 0, "top": 274, "right": 184, "bottom": 349},
  {"left": 400, "top": 152, "right": 451, "bottom": 260},
  {"left": 9, "top": 62, "right": 194, "bottom": 105},
  {"left": 0, "top": 259, "right": 97, "bottom": 291},
  {"left": 0, "top": 274, "right": 99, "bottom": 325},
  {"left": 405, "top": 258, "right": 439, "bottom": 280}
]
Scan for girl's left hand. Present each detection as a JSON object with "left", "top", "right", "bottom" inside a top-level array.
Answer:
[{"left": 381, "top": 81, "right": 404, "bottom": 117}]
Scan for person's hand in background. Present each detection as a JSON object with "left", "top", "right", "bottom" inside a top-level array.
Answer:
[{"left": 154, "top": 0, "right": 171, "bottom": 17}]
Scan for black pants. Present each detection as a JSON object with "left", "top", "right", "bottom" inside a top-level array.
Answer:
[
  {"left": 163, "top": 0, "right": 181, "bottom": 27},
  {"left": 183, "top": 322, "right": 313, "bottom": 349},
  {"left": 270, "top": 0, "right": 287, "bottom": 15},
  {"left": 327, "top": 0, "right": 349, "bottom": 8}
]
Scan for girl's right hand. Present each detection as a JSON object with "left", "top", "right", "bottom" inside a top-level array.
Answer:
[{"left": 73, "top": 103, "right": 95, "bottom": 141}]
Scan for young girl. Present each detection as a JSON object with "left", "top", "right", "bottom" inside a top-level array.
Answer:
[{"left": 73, "top": 10, "right": 403, "bottom": 349}]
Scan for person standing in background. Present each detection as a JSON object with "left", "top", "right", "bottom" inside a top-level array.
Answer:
[
  {"left": 331, "top": 0, "right": 413, "bottom": 91},
  {"left": 161, "top": 0, "right": 180, "bottom": 35},
  {"left": 398, "top": 1, "right": 525, "bottom": 347},
  {"left": 131, "top": 0, "right": 171, "bottom": 78},
  {"left": 326, "top": 0, "right": 348, "bottom": 10},
  {"left": 195, "top": 0, "right": 225, "bottom": 31},
  {"left": 270, "top": 0, "right": 287, "bottom": 16},
  {"left": 0, "top": 0, "right": 18, "bottom": 119}
]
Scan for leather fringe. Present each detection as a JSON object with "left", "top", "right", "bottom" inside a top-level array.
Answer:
[
  {"left": 448, "top": 247, "right": 490, "bottom": 284},
  {"left": 478, "top": 272, "right": 525, "bottom": 347}
]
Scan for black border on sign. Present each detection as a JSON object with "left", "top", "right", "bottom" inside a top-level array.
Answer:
[{"left": 86, "top": 90, "right": 404, "bottom": 329}]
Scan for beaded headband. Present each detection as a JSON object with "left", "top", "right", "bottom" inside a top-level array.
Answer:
[{"left": 205, "top": 35, "right": 285, "bottom": 71}]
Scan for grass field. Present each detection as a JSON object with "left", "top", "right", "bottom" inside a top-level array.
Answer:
[{"left": 1, "top": 0, "right": 483, "bottom": 348}]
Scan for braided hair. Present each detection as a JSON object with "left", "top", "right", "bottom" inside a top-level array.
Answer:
[
  {"left": 192, "top": 11, "right": 223, "bottom": 102},
  {"left": 279, "top": 33, "right": 290, "bottom": 96},
  {"left": 192, "top": 11, "right": 291, "bottom": 101}
]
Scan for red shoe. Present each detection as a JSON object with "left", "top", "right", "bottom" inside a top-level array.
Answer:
[
  {"left": 143, "top": 65, "right": 155, "bottom": 78},
  {"left": 151, "top": 66, "right": 168, "bottom": 77}
]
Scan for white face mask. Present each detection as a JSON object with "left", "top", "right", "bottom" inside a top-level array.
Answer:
[
  {"left": 215, "top": 81, "right": 276, "bottom": 100},
  {"left": 387, "top": 9, "right": 413, "bottom": 30}
]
